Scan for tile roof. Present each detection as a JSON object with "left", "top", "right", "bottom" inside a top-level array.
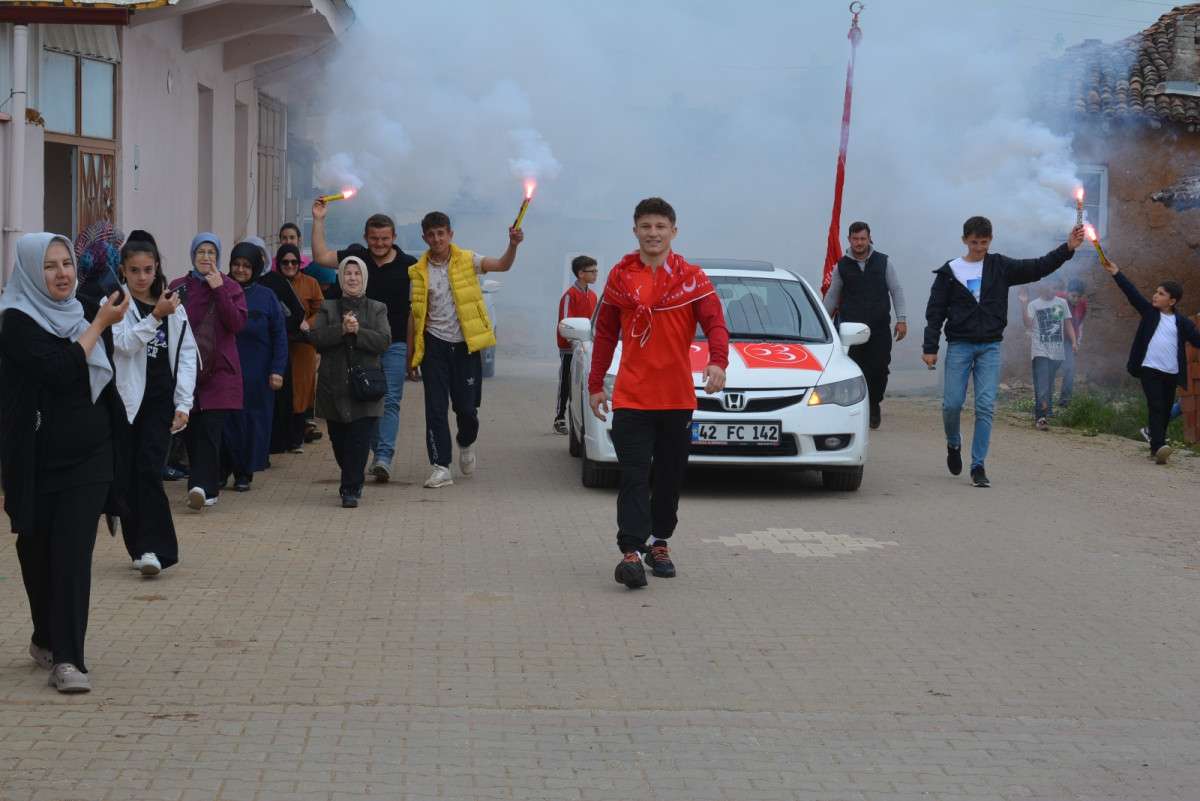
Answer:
[{"left": 1051, "top": 4, "right": 1200, "bottom": 125}]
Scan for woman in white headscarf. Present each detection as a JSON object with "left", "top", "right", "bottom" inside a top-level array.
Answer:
[
  {"left": 309, "top": 256, "right": 390, "bottom": 507},
  {"left": 0, "top": 232, "right": 130, "bottom": 693}
]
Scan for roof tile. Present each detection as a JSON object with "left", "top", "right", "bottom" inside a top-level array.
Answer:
[{"left": 1056, "top": 5, "right": 1200, "bottom": 124}]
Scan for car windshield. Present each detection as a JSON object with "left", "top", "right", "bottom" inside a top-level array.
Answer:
[{"left": 697, "top": 276, "right": 830, "bottom": 343}]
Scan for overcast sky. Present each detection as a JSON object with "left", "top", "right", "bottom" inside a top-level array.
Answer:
[{"left": 311, "top": 0, "right": 1176, "bottom": 342}]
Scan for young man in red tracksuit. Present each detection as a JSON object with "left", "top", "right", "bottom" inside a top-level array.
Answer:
[
  {"left": 589, "top": 197, "right": 729, "bottom": 589},
  {"left": 553, "top": 255, "right": 599, "bottom": 434}
]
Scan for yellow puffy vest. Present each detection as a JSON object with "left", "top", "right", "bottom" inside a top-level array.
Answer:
[{"left": 409, "top": 244, "right": 497, "bottom": 366}]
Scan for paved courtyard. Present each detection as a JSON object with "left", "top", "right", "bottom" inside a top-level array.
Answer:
[{"left": 2, "top": 358, "right": 1199, "bottom": 801}]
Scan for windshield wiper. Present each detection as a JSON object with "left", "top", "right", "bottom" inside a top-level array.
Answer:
[{"left": 727, "top": 332, "right": 827, "bottom": 343}]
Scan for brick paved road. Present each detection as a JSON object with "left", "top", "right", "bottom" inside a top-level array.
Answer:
[{"left": 2, "top": 359, "right": 1199, "bottom": 801}]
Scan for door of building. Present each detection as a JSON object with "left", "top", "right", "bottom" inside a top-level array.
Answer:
[
  {"left": 78, "top": 148, "right": 116, "bottom": 233},
  {"left": 257, "top": 93, "right": 286, "bottom": 250}
]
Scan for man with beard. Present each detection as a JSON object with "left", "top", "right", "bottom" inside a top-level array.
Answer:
[{"left": 822, "top": 221, "right": 907, "bottom": 429}]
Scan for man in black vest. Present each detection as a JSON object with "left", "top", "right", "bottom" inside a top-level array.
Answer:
[{"left": 823, "top": 221, "right": 907, "bottom": 429}]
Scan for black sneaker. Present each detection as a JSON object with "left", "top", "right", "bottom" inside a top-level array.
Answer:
[
  {"left": 947, "top": 445, "right": 963, "bottom": 476},
  {"left": 341, "top": 494, "right": 358, "bottom": 508},
  {"left": 869, "top": 407, "right": 881, "bottom": 430},
  {"left": 233, "top": 476, "right": 251, "bottom": 492},
  {"left": 162, "top": 465, "right": 188, "bottom": 482},
  {"left": 644, "top": 543, "right": 676, "bottom": 578},
  {"left": 970, "top": 465, "right": 990, "bottom": 488},
  {"left": 614, "top": 552, "right": 648, "bottom": 589}
]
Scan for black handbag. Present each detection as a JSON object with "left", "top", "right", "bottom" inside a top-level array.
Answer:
[{"left": 342, "top": 303, "right": 387, "bottom": 402}]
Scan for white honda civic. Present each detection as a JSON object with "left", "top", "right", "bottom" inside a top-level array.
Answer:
[{"left": 558, "top": 259, "right": 871, "bottom": 491}]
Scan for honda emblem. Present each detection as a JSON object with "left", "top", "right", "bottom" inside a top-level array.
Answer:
[{"left": 722, "top": 392, "right": 747, "bottom": 412}]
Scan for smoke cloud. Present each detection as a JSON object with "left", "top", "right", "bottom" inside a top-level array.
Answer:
[{"left": 309, "top": 0, "right": 1156, "bottom": 357}]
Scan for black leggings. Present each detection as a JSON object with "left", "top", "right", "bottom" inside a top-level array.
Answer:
[
  {"left": 327, "top": 416, "right": 377, "bottom": 495},
  {"left": 122, "top": 398, "right": 179, "bottom": 567},
  {"left": 185, "top": 409, "right": 227, "bottom": 497},
  {"left": 1140, "top": 368, "right": 1178, "bottom": 454},
  {"left": 555, "top": 352, "right": 573, "bottom": 420},
  {"left": 17, "top": 481, "right": 108, "bottom": 671}
]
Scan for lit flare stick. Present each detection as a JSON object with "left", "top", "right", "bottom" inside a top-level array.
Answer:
[
  {"left": 1075, "top": 187, "right": 1085, "bottom": 227},
  {"left": 319, "top": 187, "right": 358, "bottom": 203},
  {"left": 512, "top": 179, "right": 536, "bottom": 229},
  {"left": 1084, "top": 223, "right": 1111, "bottom": 266}
]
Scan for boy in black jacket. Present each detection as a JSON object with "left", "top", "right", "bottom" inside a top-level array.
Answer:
[
  {"left": 1101, "top": 259, "right": 1200, "bottom": 464},
  {"left": 923, "top": 216, "right": 1085, "bottom": 487}
]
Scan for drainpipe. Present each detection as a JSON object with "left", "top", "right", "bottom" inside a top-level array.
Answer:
[{"left": 3, "top": 24, "right": 29, "bottom": 287}]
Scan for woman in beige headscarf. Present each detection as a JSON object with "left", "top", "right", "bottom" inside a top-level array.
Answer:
[{"left": 308, "top": 256, "right": 390, "bottom": 507}]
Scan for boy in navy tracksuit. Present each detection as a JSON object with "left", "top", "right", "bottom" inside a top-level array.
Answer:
[
  {"left": 1102, "top": 259, "right": 1200, "bottom": 464},
  {"left": 553, "top": 255, "right": 599, "bottom": 434}
]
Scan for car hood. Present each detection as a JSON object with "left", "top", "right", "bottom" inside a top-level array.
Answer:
[{"left": 604, "top": 339, "right": 838, "bottom": 388}]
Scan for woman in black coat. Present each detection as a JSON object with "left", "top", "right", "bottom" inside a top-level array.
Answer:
[{"left": 0, "top": 233, "right": 129, "bottom": 693}]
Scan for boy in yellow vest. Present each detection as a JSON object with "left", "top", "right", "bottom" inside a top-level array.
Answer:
[{"left": 407, "top": 211, "right": 524, "bottom": 488}]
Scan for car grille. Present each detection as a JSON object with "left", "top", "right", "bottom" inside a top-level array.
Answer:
[
  {"left": 695, "top": 393, "right": 808, "bottom": 413},
  {"left": 690, "top": 434, "right": 800, "bottom": 457}
]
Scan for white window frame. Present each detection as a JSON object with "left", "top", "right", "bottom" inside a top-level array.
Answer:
[{"left": 1078, "top": 164, "right": 1109, "bottom": 240}]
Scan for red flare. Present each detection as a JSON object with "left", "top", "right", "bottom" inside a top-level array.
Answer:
[{"left": 524, "top": 179, "right": 536, "bottom": 200}]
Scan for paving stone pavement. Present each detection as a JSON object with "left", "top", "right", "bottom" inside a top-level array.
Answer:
[{"left": 2, "top": 359, "right": 1199, "bottom": 801}]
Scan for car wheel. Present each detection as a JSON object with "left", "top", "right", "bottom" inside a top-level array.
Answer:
[
  {"left": 581, "top": 437, "right": 619, "bottom": 489},
  {"left": 822, "top": 466, "right": 863, "bottom": 491},
  {"left": 568, "top": 413, "right": 582, "bottom": 458}
]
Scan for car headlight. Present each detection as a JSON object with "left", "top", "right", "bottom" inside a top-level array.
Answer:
[
  {"left": 603, "top": 374, "right": 616, "bottom": 396},
  {"left": 807, "top": 376, "right": 866, "bottom": 407}
]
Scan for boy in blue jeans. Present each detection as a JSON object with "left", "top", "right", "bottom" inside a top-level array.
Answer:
[
  {"left": 923, "top": 217, "right": 1084, "bottom": 487},
  {"left": 1019, "top": 281, "right": 1076, "bottom": 430}
]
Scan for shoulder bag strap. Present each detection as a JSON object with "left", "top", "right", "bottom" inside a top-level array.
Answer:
[{"left": 339, "top": 300, "right": 362, "bottom": 367}]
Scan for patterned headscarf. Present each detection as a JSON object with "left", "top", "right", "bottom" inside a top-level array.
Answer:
[{"left": 73, "top": 220, "right": 124, "bottom": 286}]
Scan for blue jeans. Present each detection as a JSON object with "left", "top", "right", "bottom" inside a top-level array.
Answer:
[
  {"left": 942, "top": 341, "right": 1001, "bottom": 470},
  {"left": 1059, "top": 344, "right": 1075, "bottom": 405},
  {"left": 371, "top": 341, "right": 408, "bottom": 466},
  {"left": 1031, "top": 357, "right": 1061, "bottom": 420}
]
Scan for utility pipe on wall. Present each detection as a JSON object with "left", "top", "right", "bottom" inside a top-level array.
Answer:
[{"left": 3, "top": 23, "right": 29, "bottom": 287}]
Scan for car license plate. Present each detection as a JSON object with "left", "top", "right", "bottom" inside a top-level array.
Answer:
[{"left": 691, "top": 420, "right": 782, "bottom": 445}]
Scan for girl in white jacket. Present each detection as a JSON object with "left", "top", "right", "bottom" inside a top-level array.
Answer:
[{"left": 112, "top": 235, "right": 197, "bottom": 576}]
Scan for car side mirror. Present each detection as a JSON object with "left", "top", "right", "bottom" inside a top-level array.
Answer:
[
  {"left": 839, "top": 322, "right": 871, "bottom": 352},
  {"left": 559, "top": 317, "right": 592, "bottom": 343}
]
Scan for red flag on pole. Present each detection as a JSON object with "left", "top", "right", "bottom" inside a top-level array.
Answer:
[{"left": 822, "top": 3, "right": 864, "bottom": 296}]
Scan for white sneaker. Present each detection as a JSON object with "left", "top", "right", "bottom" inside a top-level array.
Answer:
[
  {"left": 187, "top": 487, "right": 206, "bottom": 511},
  {"left": 48, "top": 663, "right": 91, "bottom": 693},
  {"left": 130, "top": 558, "right": 142, "bottom": 570},
  {"left": 459, "top": 445, "right": 476, "bottom": 476},
  {"left": 139, "top": 552, "right": 161, "bottom": 576},
  {"left": 424, "top": 465, "right": 454, "bottom": 488},
  {"left": 203, "top": 496, "right": 218, "bottom": 507},
  {"left": 1155, "top": 445, "right": 1173, "bottom": 465}
]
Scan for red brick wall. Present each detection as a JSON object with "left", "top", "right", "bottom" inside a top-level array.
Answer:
[{"left": 1183, "top": 333, "right": 1200, "bottom": 444}]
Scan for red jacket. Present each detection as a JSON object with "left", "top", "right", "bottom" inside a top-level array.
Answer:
[
  {"left": 588, "top": 254, "right": 729, "bottom": 411},
  {"left": 556, "top": 283, "right": 598, "bottom": 351}
]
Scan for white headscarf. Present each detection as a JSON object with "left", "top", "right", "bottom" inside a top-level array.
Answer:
[
  {"left": 0, "top": 232, "right": 114, "bottom": 402},
  {"left": 337, "top": 255, "right": 369, "bottom": 298}
]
